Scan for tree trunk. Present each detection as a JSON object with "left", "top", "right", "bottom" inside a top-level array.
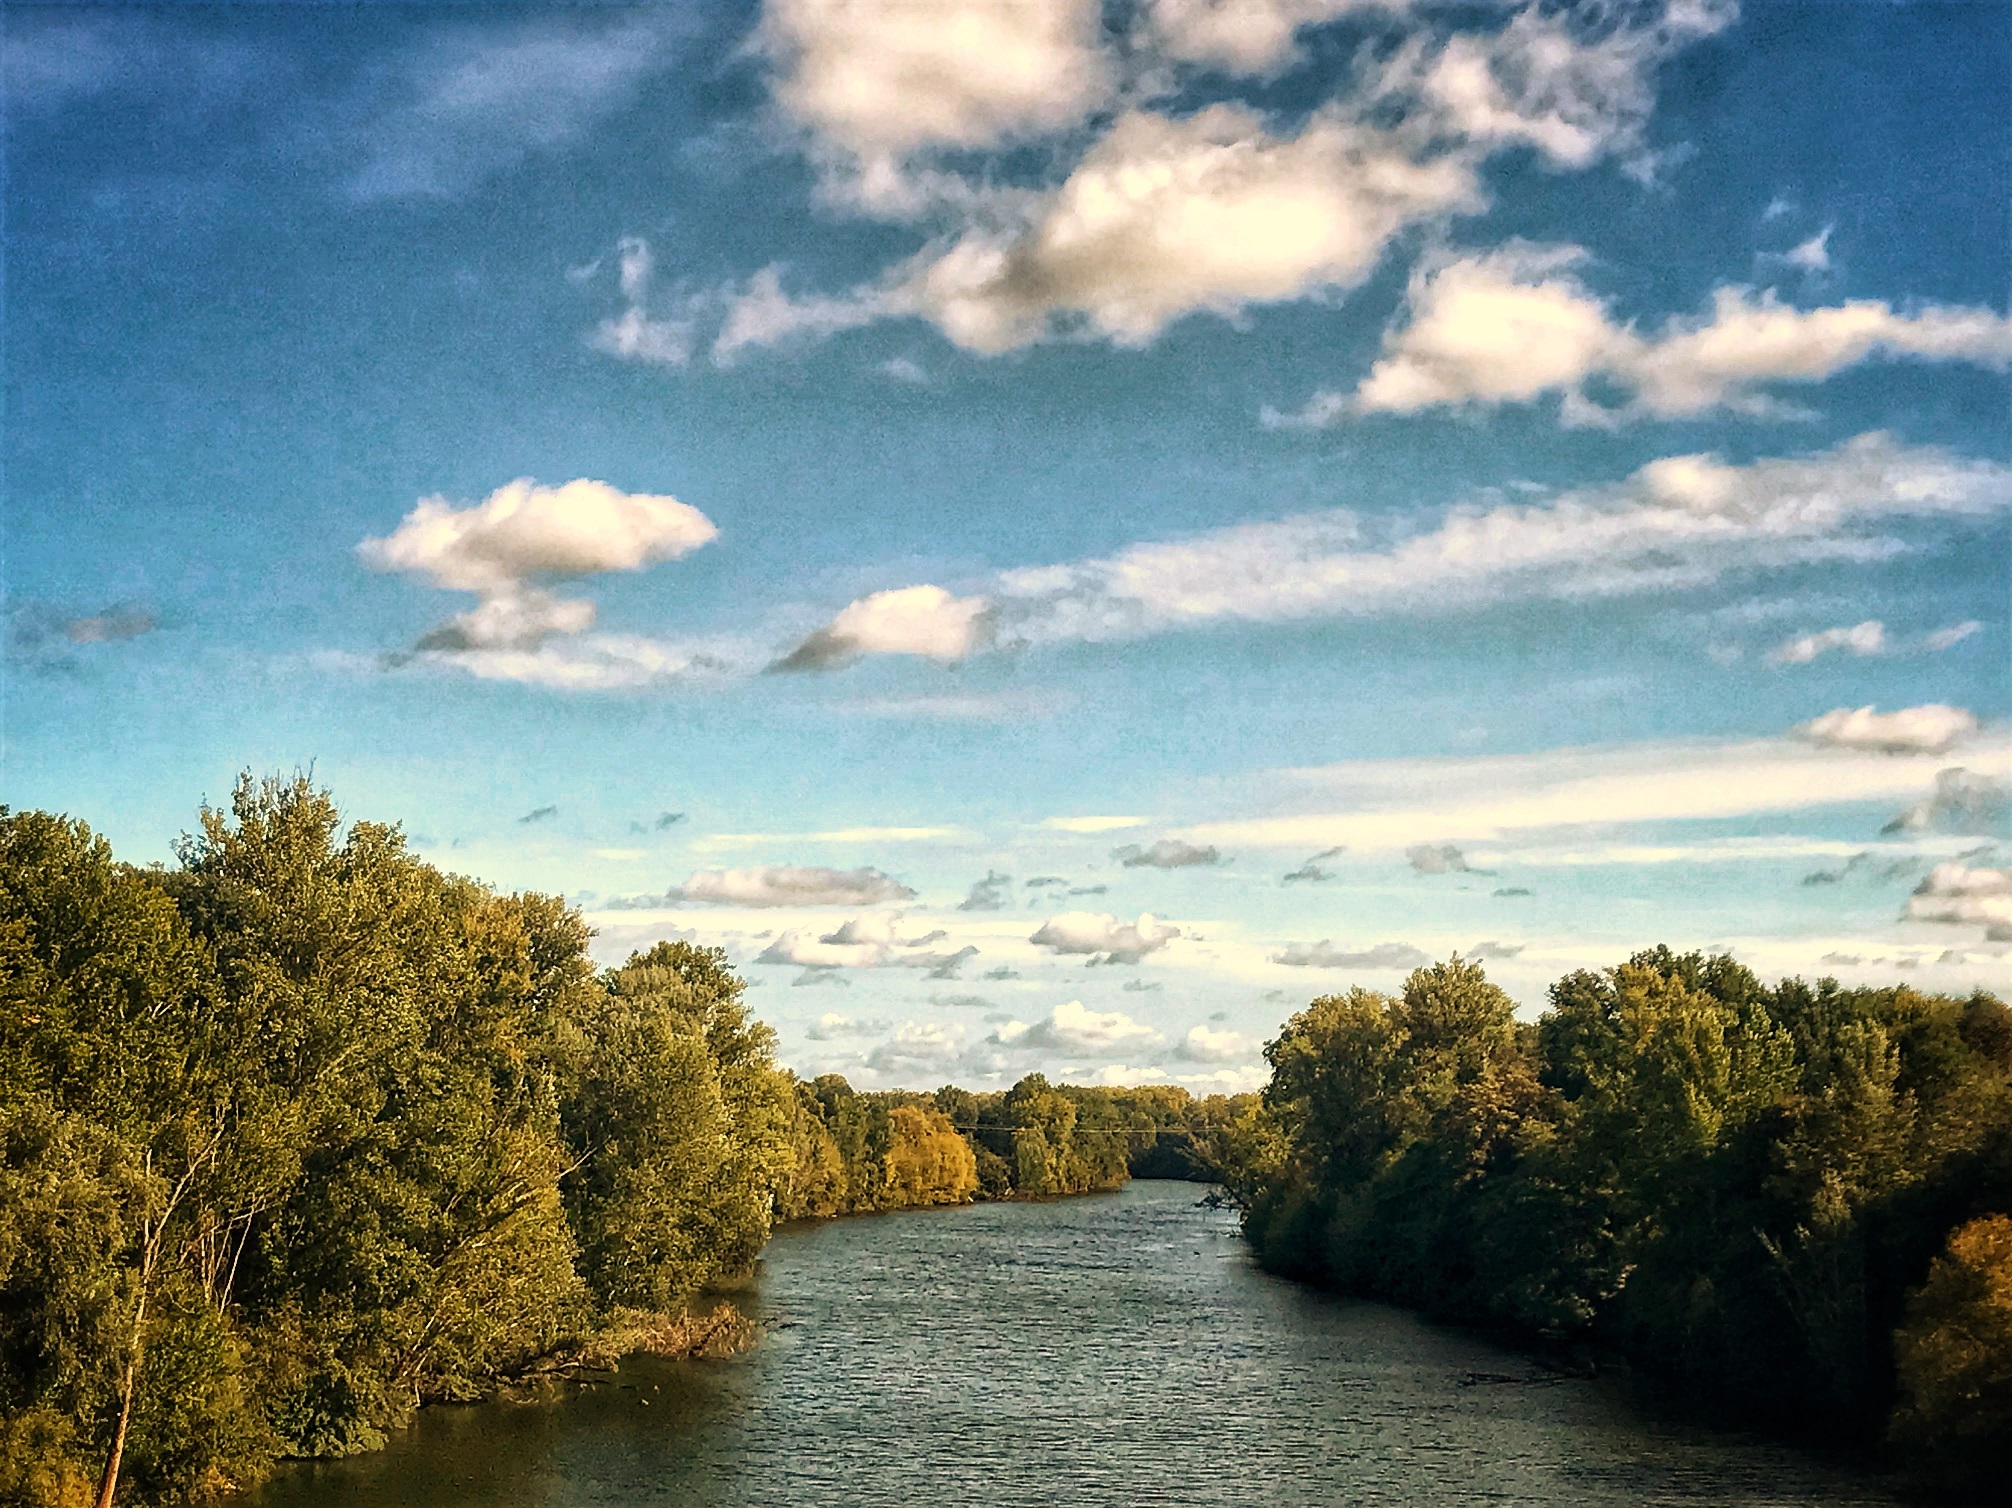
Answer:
[{"left": 92, "top": 1353, "right": 138, "bottom": 1508}]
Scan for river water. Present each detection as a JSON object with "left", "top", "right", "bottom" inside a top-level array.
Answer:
[{"left": 249, "top": 1181, "right": 1899, "bottom": 1507}]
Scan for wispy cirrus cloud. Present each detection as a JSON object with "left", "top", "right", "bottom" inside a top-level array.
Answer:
[
  {"left": 340, "top": 13, "right": 690, "bottom": 201},
  {"left": 1272, "top": 939, "right": 1430, "bottom": 968},
  {"left": 783, "top": 434, "right": 2012, "bottom": 667},
  {"left": 677, "top": 865, "right": 916, "bottom": 907},
  {"left": 1182, "top": 721, "right": 2009, "bottom": 852}
]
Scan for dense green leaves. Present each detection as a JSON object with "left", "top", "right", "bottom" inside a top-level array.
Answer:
[
  {"left": 0, "top": 783, "right": 796, "bottom": 1505},
  {"left": 1231, "top": 949, "right": 2012, "bottom": 1489}
]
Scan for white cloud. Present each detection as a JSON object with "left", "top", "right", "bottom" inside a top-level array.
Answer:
[
  {"left": 1794, "top": 704, "right": 1979, "bottom": 755},
  {"left": 755, "top": 913, "right": 979, "bottom": 978},
  {"left": 788, "top": 436, "right": 2012, "bottom": 666},
  {"left": 1766, "top": 620, "right": 1885, "bottom": 666},
  {"left": 359, "top": 478, "right": 716, "bottom": 594},
  {"left": 758, "top": 0, "right": 1112, "bottom": 158},
  {"left": 677, "top": 865, "right": 917, "bottom": 907},
  {"left": 1029, "top": 911, "right": 1181, "bottom": 964},
  {"left": 1406, "top": 842, "right": 1474, "bottom": 874},
  {"left": 1137, "top": 0, "right": 1396, "bottom": 76},
  {"left": 991, "top": 999, "right": 1162, "bottom": 1053},
  {"left": 1114, "top": 838, "right": 1222, "bottom": 868},
  {"left": 865, "top": 1019, "right": 967, "bottom": 1076},
  {"left": 411, "top": 631, "right": 736, "bottom": 691},
  {"left": 1335, "top": 245, "right": 2012, "bottom": 422},
  {"left": 1184, "top": 729, "right": 2012, "bottom": 851},
  {"left": 713, "top": 264, "right": 896, "bottom": 363},
  {"left": 1175, "top": 1022, "right": 1252, "bottom": 1061},
  {"left": 1906, "top": 864, "right": 2012, "bottom": 940},
  {"left": 593, "top": 2, "right": 1727, "bottom": 363},
  {"left": 903, "top": 105, "right": 1481, "bottom": 353},
  {"left": 1044, "top": 815, "right": 1146, "bottom": 833},
  {"left": 773, "top": 584, "right": 993, "bottom": 671},
  {"left": 1273, "top": 940, "right": 1430, "bottom": 968},
  {"left": 1378, "top": 2, "right": 1726, "bottom": 172},
  {"left": 357, "top": 476, "right": 721, "bottom": 688},
  {"left": 805, "top": 1012, "right": 889, "bottom": 1040},
  {"left": 1924, "top": 621, "right": 1982, "bottom": 653},
  {"left": 1345, "top": 244, "right": 1629, "bottom": 418},
  {"left": 1784, "top": 224, "right": 1832, "bottom": 273}
]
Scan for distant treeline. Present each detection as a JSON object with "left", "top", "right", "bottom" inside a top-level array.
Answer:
[
  {"left": 778, "top": 1073, "right": 1245, "bottom": 1219},
  {"left": 0, "top": 780, "right": 1241, "bottom": 1507},
  {"left": 1210, "top": 952, "right": 2012, "bottom": 1496}
]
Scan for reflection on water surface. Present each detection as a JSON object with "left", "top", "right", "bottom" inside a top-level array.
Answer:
[{"left": 250, "top": 1181, "right": 1897, "bottom": 1507}]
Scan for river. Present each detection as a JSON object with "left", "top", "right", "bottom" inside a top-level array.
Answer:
[{"left": 248, "top": 1180, "right": 1900, "bottom": 1507}]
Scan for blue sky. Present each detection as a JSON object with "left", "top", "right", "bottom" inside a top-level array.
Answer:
[{"left": 6, "top": 0, "right": 2009, "bottom": 1090}]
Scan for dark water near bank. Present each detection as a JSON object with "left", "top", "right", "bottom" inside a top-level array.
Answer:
[{"left": 250, "top": 1181, "right": 1899, "bottom": 1507}]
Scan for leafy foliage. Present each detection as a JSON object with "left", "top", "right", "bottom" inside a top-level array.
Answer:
[{"left": 0, "top": 782, "right": 795, "bottom": 1504}]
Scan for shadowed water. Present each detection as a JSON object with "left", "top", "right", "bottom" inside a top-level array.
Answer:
[{"left": 248, "top": 1181, "right": 1899, "bottom": 1507}]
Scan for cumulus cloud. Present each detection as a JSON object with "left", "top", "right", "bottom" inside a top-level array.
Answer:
[
  {"left": 1271, "top": 940, "right": 1432, "bottom": 973},
  {"left": 358, "top": 477, "right": 720, "bottom": 687},
  {"left": 1282, "top": 845, "right": 1345, "bottom": 883},
  {"left": 805, "top": 1012, "right": 888, "bottom": 1040},
  {"left": 1273, "top": 940, "right": 1430, "bottom": 968},
  {"left": 627, "top": 0, "right": 1727, "bottom": 365},
  {"left": 991, "top": 999, "right": 1162, "bottom": 1053},
  {"left": 758, "top": 0, "right": 1112, "bottom": 160},
  {"left": 1906, "top": 864, "right": 2012, "bottom": 940},
  {"left": 758, "top": 913, "right": 978, "bottom": 977},
  {"left": 1137, "top": 0, "right": 1395, "bottom": 76},
  {"left": 958, "top": 871, "right": 1014, "bottom": 911},
  {"left": 1174, "top": 1023, "right": 1252, "bottom": 1062},
  {"left": 1465, "top": 940, "right": 1524, "bottom": 960},
  {"left": 1794, "top": 704, "right": 1979, "bottom": 756},
  {"left": 772, "top": 584, "right": 993, "bottom": 671},
  {"left": 1114, "top": 838, "right": 1222, "bottom": 869},
  {"left": 1407, "top": 842, "right": 1474, "bottom": 874},
  {"left": 1029, "top": 911, "right": 1181, "bottom": 965},
  {"left": 1494, "top": 886, "right": 1533, "bottom": 898},
  {"left": 1766, "top": 620, "right": 1885, "bottom": 666},
  {"left": 359, "top": 478, "right": 715, "bottom": 595},
  {"left": 1325, "top": 243, "right": 2012, "bottom": 424},
  {"left": 902, "top": 105, "right": 1481, "bottom": 354},
  {"left": 677, "top": 865, "right": 916, "bottom": 907},
  {"left": 1882, "top": 769, "right": 2009, "bottom": 837},
  {"left": 865, "top": 1019, "right": 967, "bottom": 1076}
]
